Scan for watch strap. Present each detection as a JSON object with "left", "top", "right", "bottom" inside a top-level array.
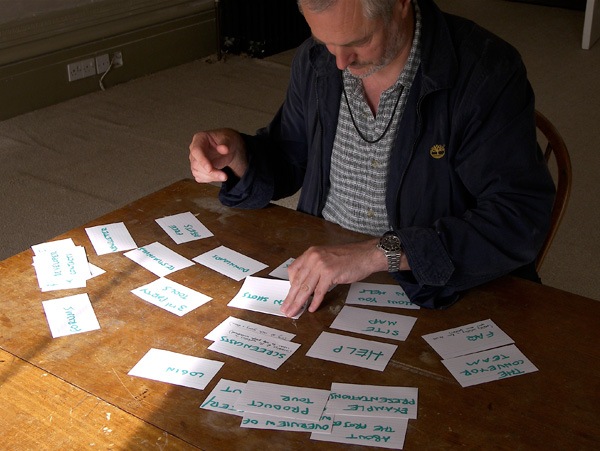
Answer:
[{"left": 377, "top": 231, "right": 403, "bottom": 272}]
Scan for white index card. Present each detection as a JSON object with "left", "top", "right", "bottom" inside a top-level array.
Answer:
[
  {"left": 85, "top": 222, "right": 137, "bottom": 255},
  {"left": 227, "top": 276, "right": 303, "bottom": 318},
  {"left": 441, "top": 344, "right": 538, "bottom": 387},
  {"left": 31, "top": 238, "right": 76, "bottom": 255},
  {"left": 268, "top": 258, "right": 294, "bottom": 280},
  {"left": 346, "top": 281, "right": 419, "bottom": 309},
  {"left": 306, "top": 332, "right": 397, "bottom": 372},
  {"left": 235, "top": 381, "right": 330, "bottom": 422},
  {"left": 33, "top": 244, "right": 91, "bottom": 292},
  {"left": 88, "top": 263, "right": 106, "bottom": 279},
  {"left": 200, "top": 379, "right": 246, "bottom": 416},
  {"left": 207, "top": 328, "right": 300, "bottom": 370},
  {"left": 311, "top": 415, "right": 409, "bottom": 449},
  {"left": 330, "top": 306, "right": 417, "bottom": 341},
  {"left": 128, "top": 348, "right": 224, "bottom": 390},
  {"left": 193, "top": 245, "right": 268, "bottom": 281},
  {"left": 42, "top": 293, "right": 100, "bottom": 338},
  {"left": 422, "top": 319, "right": 514, "bottom": 359},
  {"left": 326, "top": 383, "right": 418, "bottom": 419},
  {"left": 131, "top": 277, "right": 212, "bottom": 316},
  {"left": 124, "top": 242, "right": 194, "bottom": 277},
  {"left": 241, "top": 411, "right": 334, "bottom": 433},
  {"left": 205, "top": 316, "right": 295, "bottom": 342},
  {"left": 156, "top": 211, "right": 213, "bottom": 244}
]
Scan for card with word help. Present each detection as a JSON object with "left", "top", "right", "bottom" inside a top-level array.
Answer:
[{"left": 306, "top": 331, "right": 397, "bottom": 372}]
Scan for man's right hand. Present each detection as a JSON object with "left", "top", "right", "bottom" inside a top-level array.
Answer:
[{"left": 189, "top": 128, "right": 248, "bottom": 183}]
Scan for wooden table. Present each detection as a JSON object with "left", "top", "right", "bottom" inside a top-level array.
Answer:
[{"left": 1, "top": 179, "right": 598, "bottom": 450}]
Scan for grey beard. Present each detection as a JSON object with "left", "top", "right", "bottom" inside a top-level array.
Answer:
[{"left": 348, "top": 63, "right": 386, "bottom": 79}]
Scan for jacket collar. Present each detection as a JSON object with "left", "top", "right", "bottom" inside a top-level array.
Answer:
[{"left": 417, "top": 0, "right": 457, "bottom": 95}]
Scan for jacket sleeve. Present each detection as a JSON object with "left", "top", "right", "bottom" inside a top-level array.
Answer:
[{"left": 218, "top": 40, "right": 314, "bottom": 209}]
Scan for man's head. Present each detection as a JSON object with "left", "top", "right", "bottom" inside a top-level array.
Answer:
[
  {"left": 298, "top": 0, "right": 398, "bottom": 20},
  {"left": 297, "top": 0, "right": 414, "bottom": 79}
]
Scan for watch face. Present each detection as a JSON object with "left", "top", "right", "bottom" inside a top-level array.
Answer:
[{"left": 381, "top": 235, "right": 402, "bottom": 252}]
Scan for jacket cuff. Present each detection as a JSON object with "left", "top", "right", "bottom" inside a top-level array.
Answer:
[
  {"left": 397, "top": 227, "right": 454, "bottom": 286},
  {"left": 218, "top": 133, "right": 275, "bottom": 209}
]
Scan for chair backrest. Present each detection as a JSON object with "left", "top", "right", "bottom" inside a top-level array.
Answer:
[{"left": 534, "top": 110, "right": 572, "bottom": 271}]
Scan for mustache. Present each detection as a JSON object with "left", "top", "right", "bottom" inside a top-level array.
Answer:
[{"left": 348, "top": 61, "right": 371, "bottom": 68}]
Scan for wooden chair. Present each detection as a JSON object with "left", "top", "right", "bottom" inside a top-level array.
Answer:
[{"left": 534, "top": 110, "right": 572, "bottom": 271}]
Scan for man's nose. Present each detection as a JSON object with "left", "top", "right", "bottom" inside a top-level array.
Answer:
[{"left": 327, "top": 45, "right": 354, "bottom": 70}]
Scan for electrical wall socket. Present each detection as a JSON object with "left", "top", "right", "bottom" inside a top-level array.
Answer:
[
  {"left": 95, "top": 54, "right": 111, "bottom": 74},
  {"left": 68, "top": 51, "right": 123, "bottom": 82},
  {"left": 95, "top": 51, "right": 123, "bottom": 75},
  {"left": 67, "top": 58, "right": 96, "bottom": 82},
  {"left": 112, "top": 51, "right": 123, "bottom": 68}
]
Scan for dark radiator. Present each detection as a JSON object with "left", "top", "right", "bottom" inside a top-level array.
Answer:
[{"left": 217, "top": 0, "right": 310, "bottom": 58}]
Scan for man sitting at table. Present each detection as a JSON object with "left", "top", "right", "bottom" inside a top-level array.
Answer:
[{"left": 188, "top": 0, "right": 555, "bottom": 317}]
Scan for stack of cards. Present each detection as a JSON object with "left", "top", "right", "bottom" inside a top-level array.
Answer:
[
  {"left": 205, "top": 317, "right": 300, "bottom": 370},
  {"left": 422, "top": 319, "right": 538, "bottom": 387},
  {"left": 201, "top": 379, "right": 417, "bottom": 449},
  {"left": 32, "top": 239, "right": 93, "bottom": 292}
]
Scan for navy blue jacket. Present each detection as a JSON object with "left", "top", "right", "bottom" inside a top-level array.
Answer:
[{"left": 220, "top": 0, "right": 555, "bottom": 308}]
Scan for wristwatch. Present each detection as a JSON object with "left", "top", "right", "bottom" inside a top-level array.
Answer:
[{"left": 377, "top": 231, "right": 403, "bottom": 272}]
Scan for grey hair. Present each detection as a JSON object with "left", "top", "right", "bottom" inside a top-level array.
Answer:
[{"left": 297, "top": 0, "right": 398, "bottom": 20}]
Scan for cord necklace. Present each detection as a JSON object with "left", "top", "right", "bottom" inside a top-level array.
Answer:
[{"left": 341, "top": 71, "right": 404, "bottom": 144}]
